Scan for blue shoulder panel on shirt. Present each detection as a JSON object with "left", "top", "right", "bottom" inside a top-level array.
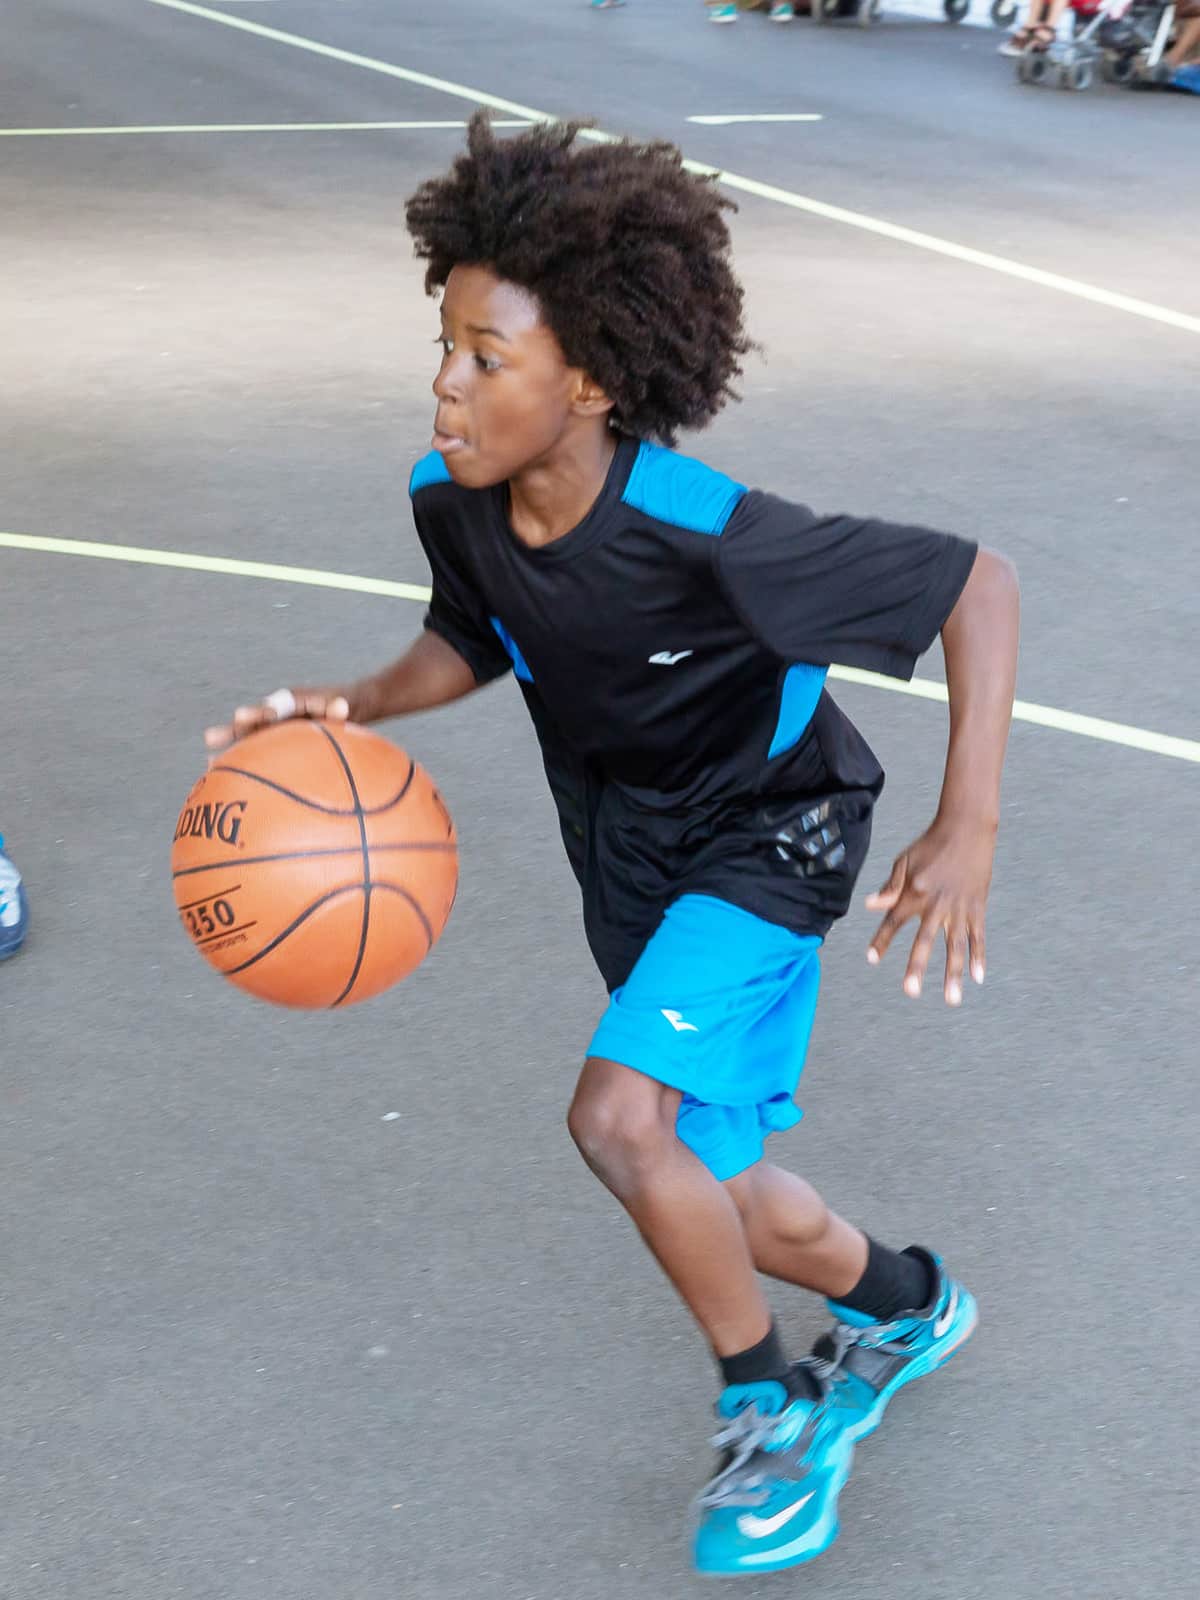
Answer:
[
  {"left": 489, "top": 617, "right": 533, "bottom": 683},
  {"left": 409, "top": 450, "right": 453, "bottom": 495},
  {"left": 621, "top": 442, "right": 746, "bottom": 536},
  {"left": 767, "top": 664, "right": 829, "bottom": 760}
]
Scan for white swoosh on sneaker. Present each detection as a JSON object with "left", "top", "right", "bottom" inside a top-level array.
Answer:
[
  {"left": 933, "top": 1284, "right": 958, "bottom": 1339},
  {"left": 737, "top": 1491, "right": 814, "bottom": 1540}
]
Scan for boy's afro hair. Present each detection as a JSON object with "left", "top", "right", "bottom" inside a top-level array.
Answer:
[{"left": 405, "top": 113, "right": 752, "bottom": 446}]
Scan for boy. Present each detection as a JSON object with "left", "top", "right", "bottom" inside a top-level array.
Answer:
[{"left": 207, "top": 115, "right": 1019, "bottom": 1576}]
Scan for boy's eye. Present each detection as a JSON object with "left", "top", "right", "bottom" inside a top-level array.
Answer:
[{"left": 433, "top": 337, "right": 498, "bottom": 372}]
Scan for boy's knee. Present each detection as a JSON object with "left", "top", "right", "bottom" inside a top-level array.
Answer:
[{"left": 567, "top": 1065, "right": 676, "bottom": 1194}]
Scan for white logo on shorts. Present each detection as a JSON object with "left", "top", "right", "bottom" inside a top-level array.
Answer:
[
  {"left": 661, "top": 1009, "right": 700, "bottom": 1033},
  {"left": 648, "top": 650, "right": 693, "bottom": 666}
]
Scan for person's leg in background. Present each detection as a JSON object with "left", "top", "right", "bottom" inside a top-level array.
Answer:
[
  {"left": 1166, "top": 8, "right": 1200, "bottom": 67},
  {"left": 1000, "top": 0, "right": 1070, "bottom": 52}
]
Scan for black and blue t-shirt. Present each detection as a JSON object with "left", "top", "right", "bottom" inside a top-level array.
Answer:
[{"left": 410, "top": 436, "right": 976, "bottom": 989}]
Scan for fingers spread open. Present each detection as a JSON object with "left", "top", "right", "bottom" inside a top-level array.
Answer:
[
  {"left": 868, "top": 897, "right": 914, "bottom": 966},
  {"left": 944, "top": 920, "right": 969, "bottom": 1006},
  {"left": 969, "top": 908, "right": 987, "bottom": 985},
  {"left": 902, "top": 903, "right": 946, "bottom": 998},
  {"left": 864, "top": 853, "right": 907, "bottom": 913}
]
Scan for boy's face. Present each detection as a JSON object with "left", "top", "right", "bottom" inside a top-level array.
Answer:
[{"left": 431, "top": 264, "right": 606, "bottom": 488}]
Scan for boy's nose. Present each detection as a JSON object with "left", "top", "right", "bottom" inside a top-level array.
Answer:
[{"left": 432, "top": 358, "right": 462, "bottom": 401}]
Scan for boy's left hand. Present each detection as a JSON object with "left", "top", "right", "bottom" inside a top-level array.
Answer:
[{"left": 864, "top": 816, "right": 996, "bottom": 1006}]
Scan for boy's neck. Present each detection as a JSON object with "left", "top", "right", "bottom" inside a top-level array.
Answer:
[{"left": 506, "top": 427, "right": 619, "bottom": 549}]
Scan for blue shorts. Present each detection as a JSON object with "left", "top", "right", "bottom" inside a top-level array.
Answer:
[{"left": 587, "top": 894, "right": 821, "bottom": 1182}]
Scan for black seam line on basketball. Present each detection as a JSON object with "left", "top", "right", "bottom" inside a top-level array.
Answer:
[
  {"left": 176, "top": 884, "right": 242, "bottom": 910},
  {"left": 213, "top": 763, "right": 416, "bottom": 816},
  {"left": 171, "top": 843, "right": 455, "bottom": 880},
  {"left": 368, "top": 882, "right": 435, "bottom": 951},
  {"left": 316, "top": 723, "right": 372, "bottom": 1009},
  {"left": 196, "top": 921, "right": 258, "bottom": 946},
  {"left": 224, "top": 887, "right": 361, "bottom": 975},
  {"left": 217, "top": 881, "right": 435, "bottom": 983}
]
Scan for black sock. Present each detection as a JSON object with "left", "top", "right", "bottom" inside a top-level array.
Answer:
[
  {"left": 720, "top": 1322, "right": 790, "bottom": 1388},
  {"left": 718, "top": 1323, "right": 821, "bottom": 1401},
  {"left": 835, "top": 1239, "right": 934, "bottom": 1323}
]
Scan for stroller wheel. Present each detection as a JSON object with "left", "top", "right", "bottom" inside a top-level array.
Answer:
[
  {"left": 1105, "top": 54, "right": 1136, "bottom": 84},
  {"left": 1059, "top": 58, "right": 1094, "bottom": 89},
  {"left": 943, "top": 0, "right": 970, "bottom": 21},
  {"left": 856, "top": 0, "right": 881, "bottom": 26},
  {"left": 1023, "top": 50, "right": 1051, "bottom": 83},
  {"left": 815, "top": 0, "right": 839, "bottom": 20},
  {"left": 990, "top": 0, "right": 1018, "bottom": 23}
]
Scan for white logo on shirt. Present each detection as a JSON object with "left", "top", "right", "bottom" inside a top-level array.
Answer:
[
  {"left": 648, "top": 650, "right": 693, "bottom": 666},
  {"left": 661, "top": 1009, "right": 699, "bottom": 1033}
]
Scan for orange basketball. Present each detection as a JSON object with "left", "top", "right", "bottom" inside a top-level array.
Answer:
[{"left": 171, "top": 720, "right": 458, "bottom": 1008}]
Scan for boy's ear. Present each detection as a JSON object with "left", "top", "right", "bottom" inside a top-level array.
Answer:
[{"left": 571, "top": 370, "right": 616, "bottom": 419}]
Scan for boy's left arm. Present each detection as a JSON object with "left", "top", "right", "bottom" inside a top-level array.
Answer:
[{"left": 866, "top": 548, "right": 1020, "bottom": 1006}]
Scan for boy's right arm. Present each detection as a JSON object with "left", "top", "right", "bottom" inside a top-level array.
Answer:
[{"left": 203, "top": 628, "right": 479, "bottom": 751}]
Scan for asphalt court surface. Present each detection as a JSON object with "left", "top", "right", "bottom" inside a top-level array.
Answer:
[{"left": 2, "top": 3, "right": 1197, "bottom": 1598}]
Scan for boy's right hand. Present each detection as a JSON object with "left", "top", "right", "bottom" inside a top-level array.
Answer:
[{"left": 204, "top": 686, "right": 355, "bottom": 752}]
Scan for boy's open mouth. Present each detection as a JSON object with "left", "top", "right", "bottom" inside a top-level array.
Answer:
[{"left": 432, "top": 419, "right": 468, "bottom": 453}]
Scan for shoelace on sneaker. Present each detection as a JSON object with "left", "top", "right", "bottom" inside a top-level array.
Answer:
[
  {"left": 808, "top": 1316, "right": 920, "bottom": 1381},
  {"left": 698, "top": 1367, "right": 827, "bottom": 1511},
  {"left": 698, "top": 1403, "right": 784, "bottom": 1510}
]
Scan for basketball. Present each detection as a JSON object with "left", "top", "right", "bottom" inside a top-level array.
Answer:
[{"left": 171, "top": 720, "right": 458, "bottom": 1008}]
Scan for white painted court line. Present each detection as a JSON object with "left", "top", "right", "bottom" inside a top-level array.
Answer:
[
  {"left": 4, "top": 530, "right": 1197, "bottom": 765},
  {"left": 0, "top": 531, "right": 431, "bottom": 603},
  {"left": 144, "top": 0, "right": 1200, "bottom": 337},
  {"left": 688, "top": 115, "right": 824, "bottom": 125},
  {"left": 145, "top": 0, "right": 557, "bottom": 120},
  {"left": 0, "top": 120, "right": 532, "bottom": 138},
  {"left": 828, "top": 666, "right": 1200, "bottom": 766}
]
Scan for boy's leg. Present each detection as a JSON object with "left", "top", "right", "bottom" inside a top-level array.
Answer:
[
  {"left": 723, "top": 1162, "right": 939, "bottom": 1321},
  {"left": 723, "top": 1162, "right": 869, "bottom": 1299},
  {"left": 567, "top": 1055, "right": 776, "bottom": 1357},
  {"left": 567, "top": 1062, "right": 905, "bottom": 1354},
  {"left": 567, "top": 1063, "right": 930, "bottom": 1353},
  {"left": 724, "top": 1161, "right": 978, "bottom": 1447},
  {"left": 569, "top": 1054, "right": 863, "bottom": 1576}
]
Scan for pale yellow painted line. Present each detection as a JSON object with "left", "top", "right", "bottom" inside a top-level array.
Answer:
[
  {"left": 145, "top": 0, "right": 1200, "bottom": 336},
  {"left": 0, "top": 530, "right": 429, "bottom": 602},
  {"left": 688, "top": 114, "right": 824, "bottom": 125},
  {"left": 827, "top": 666, "right": 1200, "bottom": 766},
  {"left": 4, "top": 530, "right": 1198, "bottom": 765},
  {"left": 0, "top": 120, "right": 532, "bottom": 137}
]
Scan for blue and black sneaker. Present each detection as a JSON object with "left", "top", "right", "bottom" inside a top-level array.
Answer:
[
  {"left": 0, "top": 836, "right": 29, "bottom": 960},
  {"left": 812, "top": 1247, "right": 978, "bottom": 1443},
  {"left": 693, "top": 1368, "right": 856, "bottom": 1575}
]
